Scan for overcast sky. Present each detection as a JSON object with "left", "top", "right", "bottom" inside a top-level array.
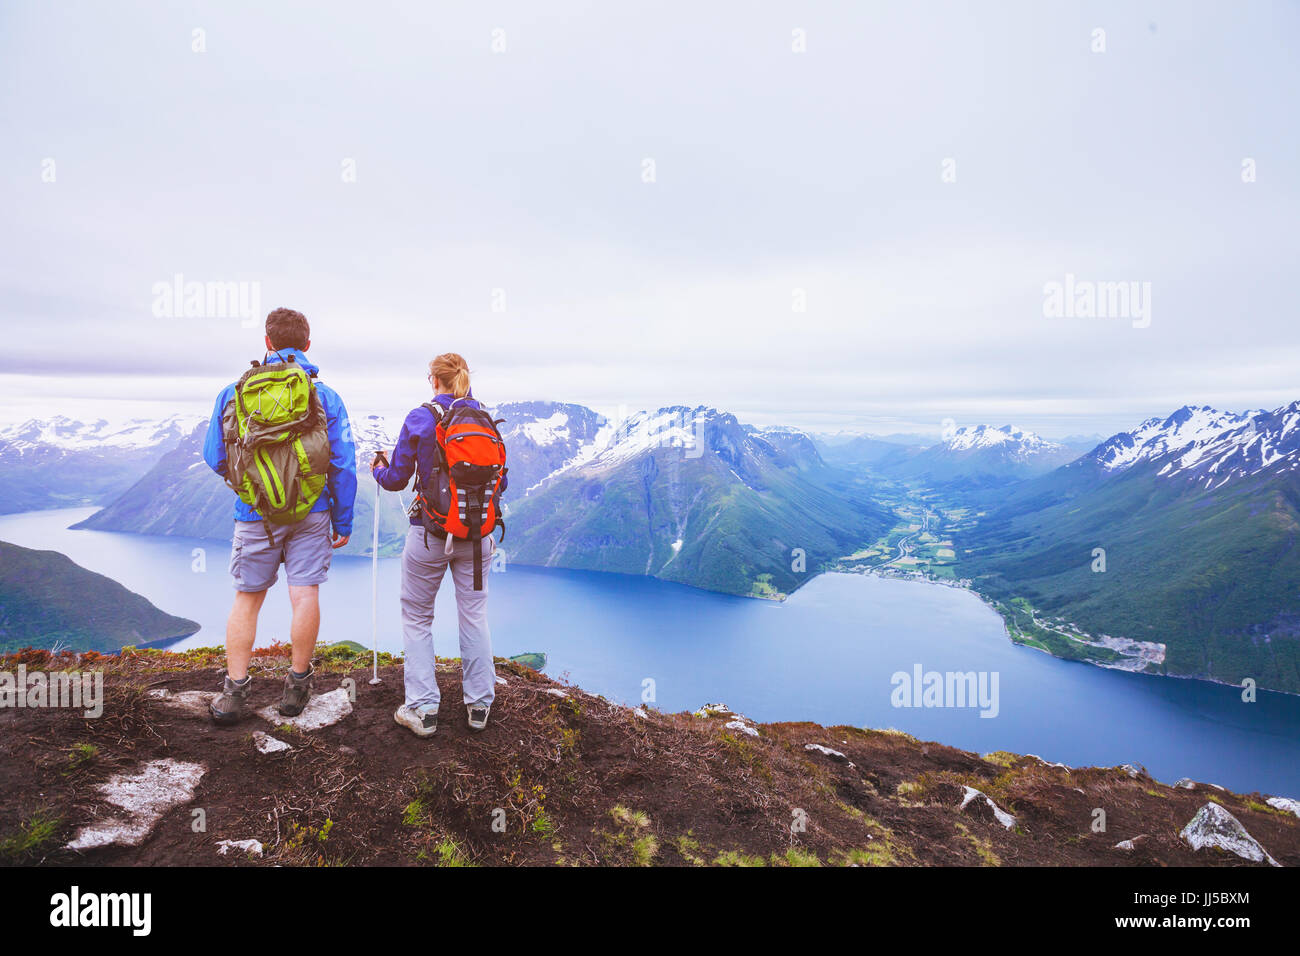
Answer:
[{"left": 2, "top": 0, "right": 1297, "bottom": 438}]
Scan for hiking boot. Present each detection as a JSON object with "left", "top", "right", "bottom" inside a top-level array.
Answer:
[
  {"left": 467, "top": 701, "right": 491, "bottom": 732},
  {"left": 278, "top": 667, "right": 314, "bottom": 717},
  {"left": 210, "top": 675, "right": 253, "bottom": 726},
  {"left": 394, "top": 704, "right": 438, "bottom": 738}
]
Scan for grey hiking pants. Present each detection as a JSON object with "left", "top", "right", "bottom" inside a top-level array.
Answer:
[{"left": 400, "top": 526, "right": 496, "bottom": 711}]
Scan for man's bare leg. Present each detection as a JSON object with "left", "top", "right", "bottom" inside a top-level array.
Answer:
[
  {"left": 226, "top": 589, "right": 269, "bottom": 680},
  {"left": 288, "top": 584, "right": 321, "bottom": 673}
]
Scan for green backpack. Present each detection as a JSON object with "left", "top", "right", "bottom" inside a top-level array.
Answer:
[{"left": 220, "top": 354, "right": 330, "bottom": 539}]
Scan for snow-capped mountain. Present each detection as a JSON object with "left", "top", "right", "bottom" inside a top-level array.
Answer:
[
  {"left": 944, "top": 424, "right": 1063, "bottom": 457},
  {"left": 0, "top": 414, "right": 205, "bottom": 514},
  {"left": 1076, "top": 402, "right": 1300, "bottom": 489},
  {"left": 1168, "top": 401, "right": 1300, "bottom": 488},
  {"left": 492, "top": 401, "right": 611, "bottom": 494},
  {"left": 1089, "top": 405, "right": 1257, "bottom": 473},
  {"left": 497, "top": 404, "right": 890, "bottom": 598},
  {"left": 885, "top": 423, "right": 1078, "bottom": 485},
  {"left": 0, "top": 414, "right": 201, "bottom": 456}
]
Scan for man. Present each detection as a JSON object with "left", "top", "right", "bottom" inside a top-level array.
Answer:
[{"left": 202, "top": 308, "right": 357, "bottom": 725}]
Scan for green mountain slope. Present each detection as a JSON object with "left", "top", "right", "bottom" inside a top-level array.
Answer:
[
  {"left": 507, "top": 409, "right": 891, "bottom": 598},
  {"left": 0, "top": 541, "right": 200, "bottom": 652},
  {"left": 958, "top": 407, "right": 1300, "bottom": 692}
]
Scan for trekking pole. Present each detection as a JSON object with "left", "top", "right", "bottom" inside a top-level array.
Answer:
[{"left": 369, "top": 477, "right": 382, "bottom": 685}]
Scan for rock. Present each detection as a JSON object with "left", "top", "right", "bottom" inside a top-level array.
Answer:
[
  {"left": 694, "top": 702, "right": 731, "bottom": 718},
  {"left": 252, "top": 731, "right": 291, "bottom": 754},
  {"left": 1179, "top": 803, "right": 1280, "bottom": 866},
  {"left": 724, "top": 719, "right": 759, "bottom": 737},
  {"left": 1114, "top": 835, "right": 1149, "bottom": 851},
  {"left": 633, "top": 707, "right": 649, "bottom": 719},
  {"left": 544, "top": 688, "right": 569, "bottom": 699},
  {"left": 257, "top": 687, "right": 352, "bottom": 732},
  {"left": 1265, "top": 796, "right": 1300, "bottom": 818},
  {"left": 216, "top": 839, "right": 264, "bottom": 858},
  {"left": 495, "top": 676, "right": 508, "bottom": 686},
  {"left": 959, "top": 786, "right": 1016, "bottom": 830},
  {"left": 805, "top": 743, "right": 848, "bottom": 762},
  {"left": 67, "top": 758, "right": 207, "bottom": 851},
  {"left": 1173, "top": 778, "right": 1196, "bottom": 789},
  {"left": 148, "top": 688, "right": 216, "bottom": 719},
  {"left": 1117, "top": 763, "right": 1144, "bottom": 778},
  {"left": 1026, "top": 754, "right": 1070, "bottom": 772}
]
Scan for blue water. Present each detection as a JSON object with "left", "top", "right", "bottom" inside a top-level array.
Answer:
[{"left": 3, "top": 508, "right": 1299, "bottom": 796}]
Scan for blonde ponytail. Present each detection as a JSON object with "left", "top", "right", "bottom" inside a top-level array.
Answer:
[{"left": 429, "top": 352, "right": 471, "bottom": 398}]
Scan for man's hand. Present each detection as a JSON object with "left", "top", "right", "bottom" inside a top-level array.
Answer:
[
  {"left": 332, "top": 532, "right": 350, "bottom": 549},
  {"left": 371, "top": 450, "right": 389, "bottom": 470}
]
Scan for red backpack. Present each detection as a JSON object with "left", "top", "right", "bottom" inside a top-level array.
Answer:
[{"left": 415, "top": 399, "right": 507, "bottom": 590}]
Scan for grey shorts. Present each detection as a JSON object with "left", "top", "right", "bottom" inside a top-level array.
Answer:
[{"left": 229, "top": 510, "right": 333, "bottom": 592}]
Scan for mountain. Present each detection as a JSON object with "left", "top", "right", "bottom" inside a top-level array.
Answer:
[
  {"left": 885, "top": 424, "right": 1079, "bottom": 486},
  {"left": 0, "top": 414, "right": 201, "bottom": 514},
  {"left": 5, "top": 642, "right": 1297, "bottom": 868},
  {"left": 69, "top": 403, "right": 890, "bottom": 598},
  {"left": 815, "top": 434, "right": 926, "bottom": 471},
  {"left": 504, "top": 406, "right": 891, "bottom": 597},
  {"left": 494, "top": 401, "right": 612, "bottom": 494},
  {"left": 959, "top": 402, "right": 1300, "bottom": 692},
  {"left": 0, "top": 541, "right": 199, "bottom": 653},
  {"left": 72, "top": 420, "right": 414, "bottom": 558}
]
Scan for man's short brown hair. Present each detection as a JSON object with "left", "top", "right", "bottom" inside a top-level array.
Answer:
[{"left": 265, "top": 308, "right": 310, "bottom": 351}]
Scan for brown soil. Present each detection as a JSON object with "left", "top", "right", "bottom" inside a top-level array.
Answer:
[{"left": 1, "top": 645, "right": 1297, "bottom": 867}]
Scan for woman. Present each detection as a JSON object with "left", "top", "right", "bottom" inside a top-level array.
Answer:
[{"left": 372, "top": 353, "right": 506, "bottom": 737}]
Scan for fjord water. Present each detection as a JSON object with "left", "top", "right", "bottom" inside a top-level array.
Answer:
[{"left": 5, "top": 508, "right": 1299, "bottom": 796}]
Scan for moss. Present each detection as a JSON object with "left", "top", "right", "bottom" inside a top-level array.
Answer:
[
  {"left": 982, "top": 751, "right": 1020, "bottom": 769},
  {"left": 0, "top": 810, "right": 62, "bottom": 862},
  {"left": 774, "top": 847, "right": 822, "bottom": 867},
  {"left": 63, "top": 742, "right": 99, "bottom": 775},
  {"left": 956, "top": 822, "right": 1001, "bottom": 866},
  {"left": 713, "top": 849, "right": 766, "bottom": 867},
  {"left": 432, "top": 838, "right": 476, "bottom": 867},
  {"left": 673, "top": 833, "right": 706, "bottom": 865}
]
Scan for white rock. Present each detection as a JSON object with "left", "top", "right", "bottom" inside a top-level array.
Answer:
[
  {"left": 67, "top": 758, "right": 207, "bottom": 851},
  {"left": 1026, "top": 754, "right": 1071, "bottom": 772},
  {"left": 694, "top": 702, "right": 731, "bottom": 718},
  {"left": 544, "top": 688, "right": 569, "bottom": 699},
  {"left": 1173, "top": 778, "right": 1196, "bottom": 789},
  {"left": 805, "top": 743, "right": 849, "bottom": 762},
  {"left": 633, "top": 707, "right": 649, "bottom": 719},
  {"left": 1117, "top": 763, "right": 1143, "bottom": 778},
  {"left": 724, "top": 719, "right": 759, "bottom": 737},
  {"left": 217, "top": 839, "right": 264, "bottom": 857},
  {"left": 252, "top": 731, "right": 291, "bottom": 754},
  {"left": 1179, "top": 803, "right": 1279, "bottom": 866},
  {"left": 1265, "top": 796, "right": 1300, "bottom": 818},
  {"left": 149, "top": 689, "right": 216, "bottom": 719},
  {"left": 959, "top": 786, "right": 1016, "bottom": 830},
  {"left": 495, "top": 676, "right": 508, "bottom": 685},
  {"left": 257, "top": 687, "right": 352, "bottom": 731},
  {"left": 1114, "top": 836, "right": 1148, "bottom": 851}
]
